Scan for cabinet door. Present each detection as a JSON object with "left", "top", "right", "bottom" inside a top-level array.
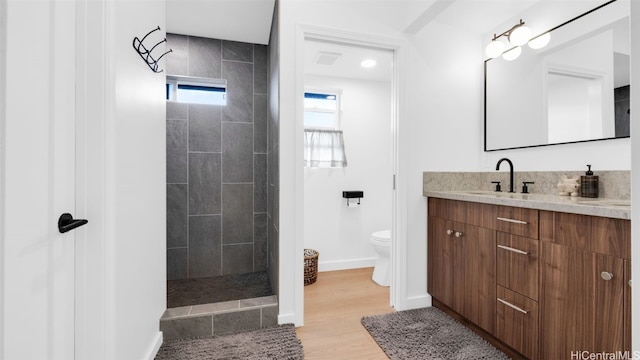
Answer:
[
  {"left": 594, "top": 254, "right": 624, "bottom": 353},
  {"left": 428, "top": 216, "right": 453, "bottom": 307},
  {"left": 428, "top": 208, "right": 496, "bottom": 334},
  {"left": 427, "top": 216, "right": 465, "bottom": 314},
  {"left": 462, "top": 224, "right": 496, "bottom": 334},
  {"left": 541, "top": 242, "right": 595, "bottom": 359},
  {"left": 541, "top": 243, "right": 625, "bottom": 358}
]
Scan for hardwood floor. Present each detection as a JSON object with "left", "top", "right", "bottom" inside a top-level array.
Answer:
[{"left": 296, "top": 267, "right": 394, "bottom": 359}]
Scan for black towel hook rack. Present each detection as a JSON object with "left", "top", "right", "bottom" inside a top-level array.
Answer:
[{"left": 133, "top": 26, "right": 173, "bottom": 73}]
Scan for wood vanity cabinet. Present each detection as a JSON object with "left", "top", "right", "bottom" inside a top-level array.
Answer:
[
  {"left": 427, "top": 198, "right": 496, "bottom": 334},
  {"left": 539, "top": 210, "right": 631, "bottom": 359},
  {"left": 427, "top": 197, "right": 631, "bottom": 360}
]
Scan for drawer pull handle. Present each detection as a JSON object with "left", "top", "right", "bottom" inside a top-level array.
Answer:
[
  {"left": 454, "top": 231, "right": 463, "bottom": 238},
  {"left": 497, "top": 245, "right": 529, "bottom": 255},
  {"left": 446, "top": 229, "right": 454, "bottom": 235},
  {"left": 600, "top": 271, "right": 614, "bottom": 281},
  {"left": 497, "top": 217, "right": 528, "bottom": 225},
  {"left": 497, "top": 298, "right": 528, "bottom": 314}
]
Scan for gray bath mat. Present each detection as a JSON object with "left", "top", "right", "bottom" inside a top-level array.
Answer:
[
  {"left": 155, "top": 324, "right": 303, "bottom": 360},
  {"left": 362, "top": 307, "right": 509, "bottom": 360}
]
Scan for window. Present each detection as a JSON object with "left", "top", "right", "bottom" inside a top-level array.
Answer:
[
  {"left": 303, "top": 90, "right": 347, "bottom": 168},
  {"left": 166, "top": 75, "right": 227, "bottom": 106},
  {"left": 304, "top": 91, "right": 340, "bottom": 129}
]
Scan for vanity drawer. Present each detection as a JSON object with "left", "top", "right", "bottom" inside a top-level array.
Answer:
[
  {"left": 496, "top": 232, "right": 539, "bottom": 301},
  {"left": 428, "top": 198, "right": 496, "bottom": 229},
  {"left": 496, "top": 286, "right": 539, "bottom": 360},
  {"left": 428, "top": 198, "right": 465, "bottom": 222},
  {"left": 494, "top": 205, "right": 539, "bottom": 239},
  {"left": 540, "top": 211, "right": 630, "bottom": 259}
]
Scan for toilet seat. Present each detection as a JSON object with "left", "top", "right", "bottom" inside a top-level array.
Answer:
[{"left": 371, "top": 230, "right": 391, "bottom": 243}]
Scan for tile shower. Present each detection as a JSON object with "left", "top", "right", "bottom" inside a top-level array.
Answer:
[{"left": 162, "top": 32, "right": 278, "bottom": 338}]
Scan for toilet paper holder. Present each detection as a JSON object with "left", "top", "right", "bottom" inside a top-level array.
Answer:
[{"left": 342, "top": 191, "right": 363, "bottom": 207}]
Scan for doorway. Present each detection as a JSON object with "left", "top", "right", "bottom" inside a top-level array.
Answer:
[
  {"left": 297, "top": 27, "right": 403, "bottom": 320},
  {"left": 302, "top": 38, "right": 394, "bottom": 277}
]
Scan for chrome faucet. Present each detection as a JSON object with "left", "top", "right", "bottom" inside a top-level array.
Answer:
[{"left": 495, "top": 158, "right": 515, "bottom": 193}]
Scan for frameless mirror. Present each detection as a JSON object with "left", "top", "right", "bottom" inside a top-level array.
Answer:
[{"left": 485, "top": 0, "right": 630, "bottom": 151}]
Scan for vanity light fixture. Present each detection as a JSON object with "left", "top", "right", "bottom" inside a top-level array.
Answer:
[
  {"left": 486, "top": 19, "right": 548, "bottom": 60},
  {"left": 501, "top": 46, "right": 522, "bottom": 61},
  {"left": 508, "top": 20, "right": 532, "bottom": 46},
  {"left": 528, "top": 32, "right": 551, "bottom": 49}
]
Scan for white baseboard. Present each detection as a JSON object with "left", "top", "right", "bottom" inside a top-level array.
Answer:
[
  {"left": 318, "top": 257, "right": 377, "bottom": 272},
  {"left": 278, "top": 312, "right": 300, "bottom": 326},
  {"left": 144, "top": 331, "right": 163, "bottom": 360},
  {"left": 394, "top": 294, "right": 432, "bottom": 311}
]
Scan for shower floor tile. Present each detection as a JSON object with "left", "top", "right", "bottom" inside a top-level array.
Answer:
[{"left": 167, "top": 271, "right": 273, "bottom": 308}]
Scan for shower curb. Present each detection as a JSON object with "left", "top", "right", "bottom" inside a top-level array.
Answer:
[{"left": 160, "top": 295, "right": 278, "bottom": 340}]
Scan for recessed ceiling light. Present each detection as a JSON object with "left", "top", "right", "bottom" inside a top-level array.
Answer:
[{"left": 360, "top": 59, "right": 377, "bottom": 68}]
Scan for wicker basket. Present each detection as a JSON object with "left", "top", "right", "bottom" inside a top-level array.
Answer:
[{"left": 304, "top": 249, "right": 319, "bottom": 286}]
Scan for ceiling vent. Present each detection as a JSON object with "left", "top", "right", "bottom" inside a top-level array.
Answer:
[{"left": 313, "top": 51, "right": 342, "bottom": 66}]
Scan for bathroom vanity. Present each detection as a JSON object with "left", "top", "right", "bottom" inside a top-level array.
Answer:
[{"left": 425, "top": 191, "right": 631, "bottom": 360}]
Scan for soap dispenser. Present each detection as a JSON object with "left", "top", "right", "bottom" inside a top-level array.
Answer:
[{"left": 580, "top": 165, "right": 599, "bottom": 198}]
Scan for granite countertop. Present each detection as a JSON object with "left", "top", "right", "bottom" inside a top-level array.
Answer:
[{"left": 424, "top": 190, "right": 631, "bottom": 220}]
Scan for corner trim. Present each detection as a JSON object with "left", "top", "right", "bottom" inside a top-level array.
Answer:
[
  {"left": 144, "top": 331, "right": 163, "bottom": 360},
  {"left": 278, "top": 312, "right": 298, "bottom": 326},
  {"left": 394, "top": 294, "right": 432, "bottom": 312}
]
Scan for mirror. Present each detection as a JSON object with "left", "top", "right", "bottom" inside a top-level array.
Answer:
[{"left": 485, "top": 0, "right": 630, "bottom": 151}]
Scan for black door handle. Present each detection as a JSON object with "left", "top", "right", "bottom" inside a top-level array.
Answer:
[{"left": 58, "top": 213, "right": 88, "bottom": 233}]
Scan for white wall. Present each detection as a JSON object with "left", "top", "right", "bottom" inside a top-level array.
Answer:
[
  {"left": 104, "top": 2, "right": 167, "bottom": 359},
  {"left": 405, "top": 20, "right": 486, "bottom": 303},
  {"left": 304, "top": 75, "right": 392, "bottom": 272},
  {"left": 11, "top": 1, "right": 168, "bottom": 359}
]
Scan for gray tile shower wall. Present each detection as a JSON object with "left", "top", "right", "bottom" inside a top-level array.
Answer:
[{"left": 166, "top": 34, "right": 269, "bottom": 280}]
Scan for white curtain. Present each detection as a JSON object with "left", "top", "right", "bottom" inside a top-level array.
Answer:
[{"left": 304, "top": 129, "right": 348, "bottom": 168}]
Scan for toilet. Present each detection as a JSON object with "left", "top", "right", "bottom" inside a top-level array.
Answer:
[{"left": 371, "top": 229, "right": 391, "bottom": 286}]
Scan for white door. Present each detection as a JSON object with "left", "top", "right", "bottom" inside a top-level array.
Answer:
[{"left": 2, "top": 1, "right": 79, "bottom": 359}]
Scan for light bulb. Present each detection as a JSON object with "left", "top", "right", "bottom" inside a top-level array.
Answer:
[
  {"left": 485, "top": 39, "right": 505, "bottom": 59},
  {"left": 509, "top": 24, "right": 532, "bottom": 46},
  {"left": 502, "top": 46, "right": 522, "bottom": 61},
  {"left": 528, "top": 32, "right": 551, "bottom": 49}
]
